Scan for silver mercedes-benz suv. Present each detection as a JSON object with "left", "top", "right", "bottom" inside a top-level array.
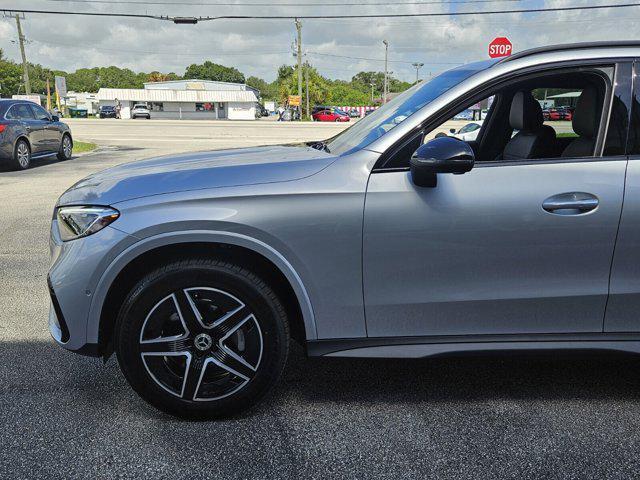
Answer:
[{"left": 49, "top": 42, "right": 640, "bottom": 418}]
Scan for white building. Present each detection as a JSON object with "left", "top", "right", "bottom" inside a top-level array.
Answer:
[
  {"left": 96, "top": 79, "right": 259, "bottom": 120},
  {"left": 65, "top": 92, "right": 99, "bottom": 114}
]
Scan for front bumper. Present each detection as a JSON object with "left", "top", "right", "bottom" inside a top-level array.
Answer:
[{"left": 48, "top": 217, "right": 135, "bottom": 355}]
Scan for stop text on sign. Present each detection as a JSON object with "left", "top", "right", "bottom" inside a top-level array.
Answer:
[{"left": 488, "top": 37, "right": 513, "bottom": 58}]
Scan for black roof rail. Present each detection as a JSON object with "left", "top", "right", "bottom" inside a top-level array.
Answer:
[{"left": 498, "top": 41, "right": 640, "bottom": 65}]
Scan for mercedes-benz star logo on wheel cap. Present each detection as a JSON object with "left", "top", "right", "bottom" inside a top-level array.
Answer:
[{"left": 194, "top": 333, "right": 213, "bottom": 351}]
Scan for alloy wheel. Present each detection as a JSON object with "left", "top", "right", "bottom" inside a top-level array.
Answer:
[
  {"left": 138, "top": 287, "right": 263, "bottom": 401},
  {"left": 62, "top": 136, "right": 72, "bottom": 158},
  {"left": 17, "top": 142, "right": 29, "bottom": 168}
]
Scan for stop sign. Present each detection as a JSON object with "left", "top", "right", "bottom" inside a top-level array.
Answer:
[{"left": 488, "top": 37, "right": 513, "bottom": 58}]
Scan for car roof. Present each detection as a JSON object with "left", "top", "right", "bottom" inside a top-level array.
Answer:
[
  {"left": 0, "top": 99, "right": 35, "bottom": 106},
  {"left": 0, "top": 99, "right": 40, "bottom": 114},
  {"left": 498, "top": 41, "right": 640, "bottom": 65}
]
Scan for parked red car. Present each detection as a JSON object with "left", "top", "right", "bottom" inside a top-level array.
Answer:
[
  {"left": 546, "top": 108, "right": 563, "bottom": 121},
  {"left": 312, "top": 108, "right": 350, "bottom": 122},
  {"left": 542, "top": 106, "right": 574, "bottom": 121}
]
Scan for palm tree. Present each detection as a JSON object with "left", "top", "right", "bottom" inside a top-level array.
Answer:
[{"left": 148, "top": 71, "right": 169, "bottom": 83}]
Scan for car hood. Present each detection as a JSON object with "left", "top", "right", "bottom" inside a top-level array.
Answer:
[{"left": 58, "top": 145, "right": 335, "bottom": 206}]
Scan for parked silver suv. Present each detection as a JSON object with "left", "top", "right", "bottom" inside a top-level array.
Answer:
[
  {"left": 49, "top": 42, "right": 640, "bottom": 418},
  {"left": 131, "top": 103, "right": 151, "bottom": 119}
]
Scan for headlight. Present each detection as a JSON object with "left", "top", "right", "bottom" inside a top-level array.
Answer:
[{"left": 56, "top": 206, "right": 120, "bottom": 241}]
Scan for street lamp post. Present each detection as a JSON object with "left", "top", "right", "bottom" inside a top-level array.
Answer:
[
  {"left": 383, "top": 39, "right": 389, "bottom": 104},
  {"left": 412, "top": 62, "right": 424, "bottom": 84},
  {"left": 370, "top": 82, "right": 375, "bottom": 103}
]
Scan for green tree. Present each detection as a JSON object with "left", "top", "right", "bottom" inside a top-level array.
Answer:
[
  {"left": 66, "top": 68, "right": 100, "bottom": 92},
  {"left": 184, "top": 61, "right": 245, "bottom": 83},
  {"left": 351, "top": 71, "right": 411, "bottom": 99},
  {"left": 326, "top": 80, "right": 370, "bottom": 106},
  {"left": 246, "top": 75, "right": 279, "bottom": 100},
  {"left": 279, "top": 63, "right": 330, "bottom": 111},
  {"left": 0, "top": 59, "right": 23, "bottom": 97},
  {"left": 276, "top": 65, "right": 294, "bottom": 83},
  {"left": 352, "top": 71, "right": 386, "bottom": 94}
]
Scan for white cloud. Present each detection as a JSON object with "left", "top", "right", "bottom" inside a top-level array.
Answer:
[{"left": 1, "top": 0, "right": 638, "bottom": 82}]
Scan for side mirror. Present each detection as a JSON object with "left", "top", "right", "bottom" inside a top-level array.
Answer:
[
  {"left": 410, "top": 136, "right": 475, "bottom": 188},
  {"left": 449, "top": 128, "right": 456, "bottom": 134},
  {"left": 51, "top": 115, "right": 59, "bottom": 122}
]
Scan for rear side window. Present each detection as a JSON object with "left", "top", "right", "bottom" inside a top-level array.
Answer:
[{"left": 6, "top": 104, "right": 35, "bottom": 120}]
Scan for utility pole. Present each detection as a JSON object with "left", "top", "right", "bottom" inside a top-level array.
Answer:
[
  {"left": 305, "top": 62, "right": 310, "bottom": 120},
  {"left": 412, "top": 62, "right": 424, "bottom": 84},
  {"left": 370, "top": 82, "right": 375, "bottom": 103},
  {"left": 382, "top": 39, "right": 389, "bottom": 104},
  {"left": 15, "top": 14, "right": 31, "bottom": 95},
  {"left": 295, "top": 18, "right": 303, "bottom": 120}
]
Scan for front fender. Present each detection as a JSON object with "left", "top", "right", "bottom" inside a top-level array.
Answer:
[{"left": 86, "top": 229, "right": 318, "bottom": 344}]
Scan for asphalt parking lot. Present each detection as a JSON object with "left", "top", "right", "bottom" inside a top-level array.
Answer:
[{"left": 2, "top": 120, "right": 640, "bottom": 479}]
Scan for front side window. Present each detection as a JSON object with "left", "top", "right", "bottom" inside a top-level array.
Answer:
[
  {"left": 381, "top": 65, "right": 622, "bottom": 169},
  {"left": 30, "top": 104, "right": 51, "bottom": 121}
]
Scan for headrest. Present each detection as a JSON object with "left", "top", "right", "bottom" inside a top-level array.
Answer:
[
  {"left": 573, "top": 88, "right": 598, "bottom": 138},
  {"left": 509, "top": 91, "right": 544, "bottom": 131}
]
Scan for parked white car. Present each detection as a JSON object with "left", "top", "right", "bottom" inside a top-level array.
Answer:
[
  {"left": 450, "top": 120, "right": 484, "bottom": 141},
  {"left": 131, "top": 104, "right": 151, "bottom": 119}
]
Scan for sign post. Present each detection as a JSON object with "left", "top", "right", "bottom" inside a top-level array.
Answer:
[
  {"left": 488, "top": 37, "right": 513, "bottom": 58},
  {"left": 55, "top": 75, "right": 67, "bottom": 116}
]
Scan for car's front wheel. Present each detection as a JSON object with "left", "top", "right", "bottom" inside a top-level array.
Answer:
[
  {"left": 57, "top": 134, "right": 72, "bottom": 161},
  {"left": 115, "top": 258, "right": 290, "bottom": 419}
]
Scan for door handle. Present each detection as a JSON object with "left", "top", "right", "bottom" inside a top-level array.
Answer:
[{"left": 542, "top": 192, "right": 599, "bottom": 215}]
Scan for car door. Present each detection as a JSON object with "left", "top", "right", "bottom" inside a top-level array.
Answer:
[
  {"left": 362, "top": 64, "right": 630, "bottom": 338},
  {"left": 10, "top": 103, "right": 44, "bottom": 153},
  {"left": 30, "top": 104, "right": 60, "bottom": 152},
  {"left": 605, "top": 60, "right": 640, "bottom": 331}
]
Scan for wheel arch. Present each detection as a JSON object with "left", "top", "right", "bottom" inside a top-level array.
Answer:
[
  {"left": 14, "top": 134, "right": 30, "bottom": 151},
  {"left": 92, "top": 231, "right": 316, "bottom": 358}
]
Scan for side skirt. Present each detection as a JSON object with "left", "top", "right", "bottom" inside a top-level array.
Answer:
[{"left": 307, "top": 333, "right": 640, "bottom": 358}]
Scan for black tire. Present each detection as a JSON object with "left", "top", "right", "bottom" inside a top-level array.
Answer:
[
  {"left": 57, "top": 134, "right": 72, "bottom": 161},
  {"left": 115, "top": 258, "right": 290, "bottom": 419},
  {"left": 12, "top": 138, "right": 31, "bottom": 170}
]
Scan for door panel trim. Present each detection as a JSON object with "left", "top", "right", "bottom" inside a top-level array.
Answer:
[{"left": 308, "top": 332, "right": 640, "bottom": 357}]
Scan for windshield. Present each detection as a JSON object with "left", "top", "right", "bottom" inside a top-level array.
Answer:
[
  {"left": 324, "top": 60, "right": 494, "bottom": 155},
  {"left": 459, "top": 123, "right": 480, "bottom": 134}
]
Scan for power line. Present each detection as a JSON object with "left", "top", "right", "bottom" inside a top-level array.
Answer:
[
  {"left": 3, "top": 3, "right": 640, "bottom": 21},
  {"left": 41, "top": 0, "right": 522, "bottom": 5}
]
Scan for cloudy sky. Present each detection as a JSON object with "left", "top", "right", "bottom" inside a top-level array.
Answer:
[{"left": 0, "top": 0, "right": 637, "bottom": 82}]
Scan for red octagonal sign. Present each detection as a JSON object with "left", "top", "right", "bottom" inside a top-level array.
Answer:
[{"left": 489, "top": 37, "right": 513, "bottom": 58}]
